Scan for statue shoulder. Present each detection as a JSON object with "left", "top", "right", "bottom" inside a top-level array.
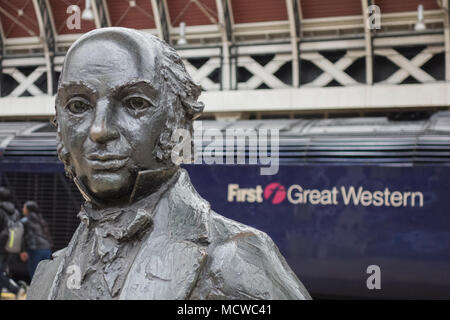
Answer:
[
  {"left": 26, "top": 248, "right": 67, "bottom": 300},
  {"left": 195, "top": 211, "right": 311, "bottom": 300},
  {"left": 27, "top": 222, "right": 85, "bottom": 300}
]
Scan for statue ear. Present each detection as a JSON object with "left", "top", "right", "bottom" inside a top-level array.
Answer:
[{"left": 180, "top": 96, "right": 204, "bottom": 120}]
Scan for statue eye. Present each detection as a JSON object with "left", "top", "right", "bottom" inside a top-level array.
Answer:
[
  {"left": 124, "top": 97, "right": 151, "bottom": 111},
  {"left": 67, "top": 100, "right": 90, "bottom": 114}
]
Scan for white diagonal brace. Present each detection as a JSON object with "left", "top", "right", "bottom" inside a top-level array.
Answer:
[
  {"left": 307, "top": 52, "right": 363, "bottom": 87},
  {"left": 190, "top": 58, "right": 220, "bottom": 82},
  {"left": 241, "top": 54, "right": 291, "bottom": 89},
  {"left": 6, "top": 67, "right": 46, "bottom": 97},
  {"left": 376, "top": 47, "right": 443, "bottom": 84},
  {"left": 238, "top": 56, "right": 289, "bottom": 89},
  {"left": 184, "top": 59, "right": 220, "bottom": 90},
  {"left": 383, "top": 46, "right": 444, "bottom": 84},
  {"left": 245, "top": 59, "right": 288, "bottom": 88},
  {"left": 301, "top": 52, "right": 361, "bottom": 86}
]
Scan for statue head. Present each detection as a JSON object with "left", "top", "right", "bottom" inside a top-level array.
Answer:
[{"left": 55, "top": 27, "right": 203, "bottom": 204}]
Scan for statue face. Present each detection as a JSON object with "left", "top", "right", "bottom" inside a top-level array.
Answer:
[{"left": 56, "top": 39, "right": 170, "bottom": 202}]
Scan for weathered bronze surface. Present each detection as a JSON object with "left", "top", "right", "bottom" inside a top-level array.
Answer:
[{"left": 27, "top": 27, "right": 311, "bottom": 300}]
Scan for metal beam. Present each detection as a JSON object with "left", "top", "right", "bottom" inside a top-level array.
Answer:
[
  {"left": 286, "top": 0, "right": 301, "bottom": 87},
  {"left": 442, "top": 0, "right": 450, "bottom": 81},
  {"left": 0, "top": 17, "right": 4, "bottom": 96},
  {"left": 294, "top": 0, "right": 301, "bottom": 39},
  {"left": 0, "top": 15, "right": 5, "bottom": 55},
  {"left": 216, "top": 0, "right": 233, "bottom": 90},
  {"left": 200, "top": 83, "right": 450, "bottom": 113},
  {"left": 361, "top": 0, "right": 373, "bottom": 85},
  {"left": 151, "top": 0, "right": 164, "bottom": 40},
  {"left": 225, "top": 0, "right": 234, "bottom": 40},
  {"left": 151, "top": 0, "right": 170, "bottom": 43},
  {"left": 32, "top": 0, "right": 56, "bottom": 95},
  {"left": 44, "top": 0, "right": 57, "bottom": 39},
  {"left": 92, "top": 0, "right": 111, "bottom": 28},
  {"left": 373, "top": 34, "right": 444, "bottom": 47}
]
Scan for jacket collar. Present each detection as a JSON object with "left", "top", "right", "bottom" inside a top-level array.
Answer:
[
  {"left": 73, "top": 166, "right": 179, "bottom": 210},
  {"left": 76, "top": 168, "right": 181, "bottom": 241}
]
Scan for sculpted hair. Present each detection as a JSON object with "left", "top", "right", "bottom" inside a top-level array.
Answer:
[
  {"left": 151, "top": 35, "right": 204, "bottom": 163},
  {"left": 55, "top": 28, "right": 204, "bottom": 178}
]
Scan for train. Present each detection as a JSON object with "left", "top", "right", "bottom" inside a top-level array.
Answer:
[{"left": 1, "top": 111, "right": 450, "bottom": 299}]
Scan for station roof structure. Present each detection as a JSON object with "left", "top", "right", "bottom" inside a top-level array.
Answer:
[
  {"left": 0, "top": 0, "right": 448, "bottom": 119},
  {"left": 0, "top": 0, "right": 443, "bottom": 52}
]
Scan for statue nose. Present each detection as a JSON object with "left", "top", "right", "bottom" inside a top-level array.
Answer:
[{"left": 89, "top": 102, "right": 119, "bottom": 144}]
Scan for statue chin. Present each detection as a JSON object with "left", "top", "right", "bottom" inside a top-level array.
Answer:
[{"left": 83, "top": 171, "right": 134, "bottom": 202}]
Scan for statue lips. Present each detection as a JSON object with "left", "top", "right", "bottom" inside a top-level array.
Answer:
[{"left": 85, "top": 154, "right": 129, "bottom": 171}]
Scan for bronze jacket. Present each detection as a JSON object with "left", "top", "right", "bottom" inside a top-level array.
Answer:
[{"left": 27, "top": 169, "right": 311, "bottom": 300}]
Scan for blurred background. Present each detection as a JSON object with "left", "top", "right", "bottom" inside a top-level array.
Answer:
[{"left": 0, "top": 0, "right": 449, "bottom": 299}]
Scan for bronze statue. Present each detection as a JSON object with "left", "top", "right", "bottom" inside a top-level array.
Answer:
[{"left": 27, "top": 27, "right": 311, "bottom": 300}]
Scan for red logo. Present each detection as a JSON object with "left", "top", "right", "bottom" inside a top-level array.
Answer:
[{"left": 264, "top": 183, "right": 286, "bottom": 204}]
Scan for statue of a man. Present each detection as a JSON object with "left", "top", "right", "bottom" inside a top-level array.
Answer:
[{"left": 27, "top": 27, "right": 311, "bottom": 300}]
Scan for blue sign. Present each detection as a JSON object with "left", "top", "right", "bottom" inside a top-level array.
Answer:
[{"left": 184, "top": 164, "right": 450, "bottom": 299}]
